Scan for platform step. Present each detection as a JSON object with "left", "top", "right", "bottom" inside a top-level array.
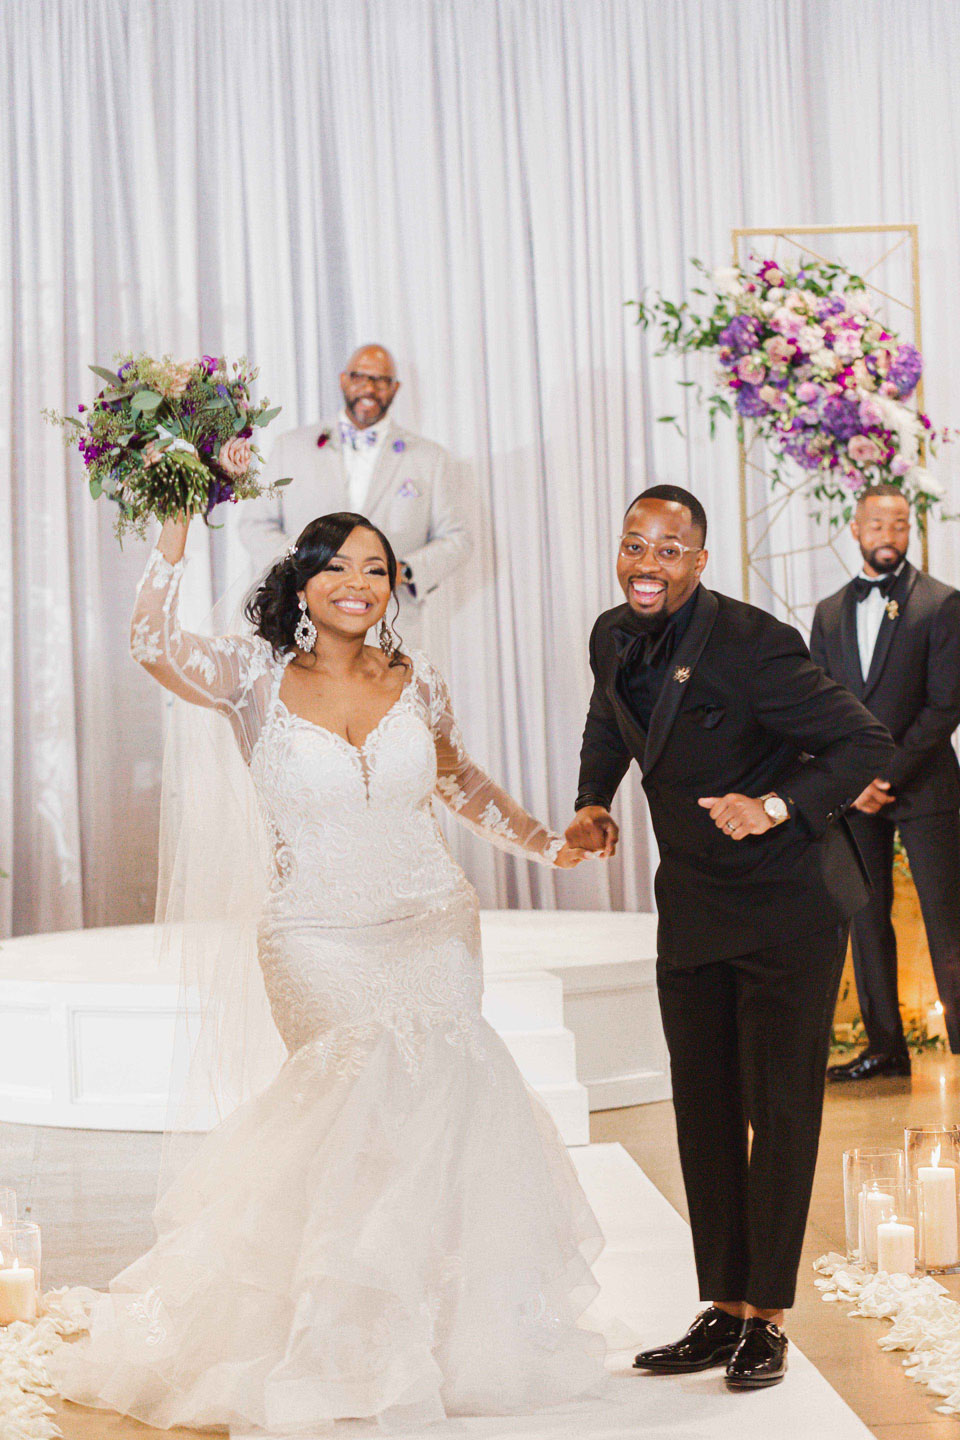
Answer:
[
  {"left": 500, "top": 1026, "right": 578, "bottom": 1086},
  {"left": 534, "top": 1080, "right": 591, "bottom": 1147},
  {"left": 481, "top": 969, "right": 564, "bottom": 1032}
]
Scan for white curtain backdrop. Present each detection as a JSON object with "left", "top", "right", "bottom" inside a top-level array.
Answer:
[{"left": 4, "top": 0, "right": 960, "bottom": 937}]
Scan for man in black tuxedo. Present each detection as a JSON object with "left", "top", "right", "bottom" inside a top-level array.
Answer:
[
  {"left": 811, "top": 484, "right": 960, "bottom": 1082},
  {"left": 567, "top": 485, "right": 892, "bottom": 1390}
]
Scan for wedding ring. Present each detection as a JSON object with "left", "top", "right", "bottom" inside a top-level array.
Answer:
[{"left": 726, "top": 819, "right": 737, "bottom": 831}]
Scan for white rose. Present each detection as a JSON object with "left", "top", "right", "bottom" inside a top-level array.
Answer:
[
  {"left": 712, "top": 267, "right": 743, "bottom": 297},
  {"left": 909, "top": 467, "right": 945, "bottom": 499},
  {"left": 811, "top": 348, "right": 839, "bottom": 374}
]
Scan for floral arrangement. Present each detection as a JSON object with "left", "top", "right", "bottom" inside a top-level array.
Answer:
[
  {"left": 631, "top": 256, "right": 947, "bottom": 521},
  {"left": 45, "top": 354, "right": 290, "bottom": 538}
]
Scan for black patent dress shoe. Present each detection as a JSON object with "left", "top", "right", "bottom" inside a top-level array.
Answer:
[
  {"left": 634, "top": 1306, "right": 744, "bottom": 1373},
  {"left": 725, "top": 1317, "right": 788, "bottom": 1389},
  {"left": 827, "top": 1050, "right": 911, "bottom": 1082}
]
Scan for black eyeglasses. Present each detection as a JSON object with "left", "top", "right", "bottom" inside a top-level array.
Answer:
[{"left": 345, "top": 371, "right": 396, "bottom": 392}]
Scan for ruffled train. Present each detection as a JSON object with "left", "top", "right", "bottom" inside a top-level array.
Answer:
[{"left": 49, "top": 1019, "right": 606, "bottom": 1433}]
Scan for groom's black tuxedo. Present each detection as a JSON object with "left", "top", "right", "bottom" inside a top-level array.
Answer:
[
  {"left": 810, "top": 561, "right": 960, "bottom": 1055},
  {"left": 578, "top": 585, "right": 892, "bottom": 964},
  {"left": 576, "top": 583, "right": 893, "bottom": 1310}
]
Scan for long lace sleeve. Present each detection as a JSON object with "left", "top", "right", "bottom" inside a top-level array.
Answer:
[
  {"left": 130, "top": 548, "right": 270, "bottom": 718},
  {"left": 423, "top": 661, "right": 564, "bottom": 866}
]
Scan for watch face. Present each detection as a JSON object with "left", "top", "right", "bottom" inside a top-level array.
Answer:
[{"left": 764, "top": 795, "right": 788, "bottom": 822}]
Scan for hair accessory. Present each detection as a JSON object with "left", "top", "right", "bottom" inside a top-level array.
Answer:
[{"left": 283, "top": 540, "right": 297, "bottom": 560}]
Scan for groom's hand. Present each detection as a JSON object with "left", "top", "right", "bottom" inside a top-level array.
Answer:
[
  {"left": 698, "top": 793, "right": 772, "bottom": 840},
  {"left": 565, "top": 806, "right": 619, "bottom": 858}
]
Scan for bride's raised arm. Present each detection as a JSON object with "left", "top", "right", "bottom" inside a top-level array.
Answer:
[
  {"left": 422, "top": 660, "right": 578, "bottom": 867},
  {"left": 131, "top": 516, "right": 266, "bottom": 716}
]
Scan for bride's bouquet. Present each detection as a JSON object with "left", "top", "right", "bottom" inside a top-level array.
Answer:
[{"left": 45, "top": 354, "right": 290, "bottom": 538}]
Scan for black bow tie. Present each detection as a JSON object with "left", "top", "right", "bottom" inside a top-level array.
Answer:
[
  {"left": 613, "top": 622, "right": 675, "bottom": 669},
  {"left": 852, "top": 572, "right": 898, "bottom": 602}
]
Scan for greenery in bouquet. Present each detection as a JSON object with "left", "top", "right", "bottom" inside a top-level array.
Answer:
[
  {"left": 45, "top": 354, "right": 290, "bottom": 538},
  {"left": 631, "top": 256, "right": 950, "bottom": 524}
]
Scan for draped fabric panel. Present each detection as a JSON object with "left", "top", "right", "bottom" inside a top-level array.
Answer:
[{"left": 3, "top": 0, "right": 959, "bottom": 936}]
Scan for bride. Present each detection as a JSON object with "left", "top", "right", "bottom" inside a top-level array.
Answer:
[{"left": 50, "top": 511, "right": 607, "bottom": 1433}]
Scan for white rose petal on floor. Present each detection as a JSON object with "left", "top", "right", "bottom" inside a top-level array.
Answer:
[{"left": 815, "top": 1250, "right": 960, "bottom": 1416}]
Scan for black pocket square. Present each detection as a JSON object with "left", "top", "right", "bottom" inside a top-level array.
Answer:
[{"left": 686, "top": 704, "right": 725, "bottom": 730}]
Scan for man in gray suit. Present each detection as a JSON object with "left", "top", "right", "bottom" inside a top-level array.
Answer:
[{"left": 239, "top": 343, "right": 471, "bottom": 646}]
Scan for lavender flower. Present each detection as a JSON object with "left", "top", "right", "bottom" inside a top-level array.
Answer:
[
  {"left": 815, "top": 295, "right": 847, "bottom": 321},
  {"left": 719, "top": 315, "right": 763, "bottom": 358}
]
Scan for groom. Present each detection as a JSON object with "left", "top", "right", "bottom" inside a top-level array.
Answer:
[{"left": 567, "top": 485, "right": 892, "bottom": 1389}]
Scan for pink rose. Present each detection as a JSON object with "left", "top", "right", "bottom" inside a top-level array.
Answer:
[
  {"left": 832, "top": 330, "right": 862, "bottom": 362},
  {"left": 736, "top": 356, "right": 766, "bottom": 385},
  {"left": 880, "top": 380, "right": 898, "bottom": 397},
  {"left": 218, "top": 437, "right": 252, "bottom": 477},
  {"left": 890, "top": 454, "right": 912, "bottom": 477},
  {"left": 796, "top": 381, "right": 820, "bottom": 403},
  {"left": 858, "top": 397, "right": 883, "bottom": 428},
  {"left": 759, "top": 385, "right": 788, "bottom": 411},
  {"left": 847, "top": 435, "right": 883, "bottom": 466},
  {"left": 770, "top": 307, "right": 804, "bottom": 339},
  {"left": 161, "top": 361, "right": 196, "bottom": 399},
  {"left": 763, "top": 335, "right": 794, "bottom": 364}
]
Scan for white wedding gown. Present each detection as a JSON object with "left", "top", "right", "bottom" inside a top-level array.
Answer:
[{"left": 50, "top": 549, "right": 606, "bottom": 1434}]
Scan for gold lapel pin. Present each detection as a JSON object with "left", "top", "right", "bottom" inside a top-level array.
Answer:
[
  {"left": 886, "top": 599, "right": 899, "bottom": 620},
  {"left": 673, "top": 665, "right": 691, "bottom": 684}
]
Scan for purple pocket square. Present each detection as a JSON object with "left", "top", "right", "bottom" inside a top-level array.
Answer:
[{"left": 397, "top": 480, "right": 421, "bottom": 500}]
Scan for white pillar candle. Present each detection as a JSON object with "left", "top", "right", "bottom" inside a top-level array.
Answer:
[
  {"left": 861, "top": 1188, "right": 894, "bottom": 1264},
  {"left": 0, "top": 1266, "right": 36, "bottom": 1324},
  {"left": 877, "top": 1220, "right": 916, "bottom": 1276},
  {"left": 919, "top": 1164, "right": 959, "bottom": 1268}
]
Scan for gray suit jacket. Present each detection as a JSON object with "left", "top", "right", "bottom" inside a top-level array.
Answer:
[{"left": 238, "top": 418, "right": 472, "bottom": 643}]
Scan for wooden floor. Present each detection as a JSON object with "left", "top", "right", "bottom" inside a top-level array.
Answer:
[{"left": 3, "top": 1052, "right": 959, "bottom": 1439}]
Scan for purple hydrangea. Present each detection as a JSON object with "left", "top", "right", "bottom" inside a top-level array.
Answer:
[
  {"left": 887, "top": 343, "right": 923, "bottom": 398},
  {"left": 719, "top": 314, "right": 763, "bottom": 358},
  {"left": 735, "top": 384, "right": 769, "bottom": 418},
  {"left": 820, "top": 396, "right": 863, "bottom": 440},
  {"left": 781, "top": 431, "right": 822, "bottom": 470},
  {"left": 815, "top": 295, "right": 847, "bottom": 321}
]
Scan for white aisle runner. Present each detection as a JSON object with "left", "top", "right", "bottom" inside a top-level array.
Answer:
[{"left": 233, "top": 1143, "right": 871, "bottom": 1440}]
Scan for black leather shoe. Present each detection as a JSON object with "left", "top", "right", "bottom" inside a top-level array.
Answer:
[
  {"left": 827, "top": 1050, "right": 911, "bottom": 1082},
  {"left": 725, "top": 1318, "right": 788, "bottom": 1389},
  {"left": 634, "top": 1306, "right": 744, "bottom": 1373}
]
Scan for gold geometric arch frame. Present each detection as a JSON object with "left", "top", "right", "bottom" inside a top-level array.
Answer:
[{"left": 733, "top": 224, "right": 925, "bottom": 630}]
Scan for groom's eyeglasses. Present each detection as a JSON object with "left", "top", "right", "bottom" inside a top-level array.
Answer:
[
  {"left": 346, "top": 371, "right": 396, "bottom": 392},
  {"left": 619, "top": 534, "right": 703, "bottom": 568}
]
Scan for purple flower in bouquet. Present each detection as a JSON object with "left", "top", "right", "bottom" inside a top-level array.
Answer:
[
  {"left": 821, "top": 396, "right": 863, "bottom": 441},
  {"left": 719, "top": 314, "right": 763, "bottom": 358},
  {"left": 206, "top": 478, "right": 236, "bottom": 513},
  {"left": 735, "top": 384, "right": 769, "bottom": 418},
  {"left": 781, "top": 431, "right": 822, "bottom": 470},
  {"left": 200, "top": 355, "right": 220, "bottom": 376},
  {"left": 887, "top": 343, "right": 923, "bottom": 398},
  {"left": 815, "top": 295, "right": 847, "bottom": 321}
]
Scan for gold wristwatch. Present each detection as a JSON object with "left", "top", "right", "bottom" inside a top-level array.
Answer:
[{"left": 760, "top": 792, "right": 789, "bottom": 826}]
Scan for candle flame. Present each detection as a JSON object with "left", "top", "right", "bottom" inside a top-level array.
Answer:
[{"left": 933, "top": 1143, "right": 942, "bottom": 1168}]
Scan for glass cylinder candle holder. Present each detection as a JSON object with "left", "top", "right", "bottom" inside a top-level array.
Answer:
[
  {"left": 843, "top": 1147, "right": 906, "bottom": 1263},
  {"left": 0, "top": 1223, "right": 40, "bottom": 1324},
  {"left": 0, "top": 1189, "right": 17, "bottom": 1230},
  {"left": 859, "top": 1180, "right": 908, "bottom": 1270},
  {"left": 905, "top": 1126, "right": 960, "bottom": 1273}
]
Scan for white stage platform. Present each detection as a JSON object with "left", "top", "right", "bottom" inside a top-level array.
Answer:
[
  {"left": 0, "top": 912, "right": 666, "bottom": 1144},
  {"left": 233, "top": 1143, "right": 872, "bottom": 1440}
]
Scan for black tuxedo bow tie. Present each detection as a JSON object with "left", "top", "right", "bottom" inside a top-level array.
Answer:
[{"left": 852, "top": 572, "right": 897, "bottom": 602}]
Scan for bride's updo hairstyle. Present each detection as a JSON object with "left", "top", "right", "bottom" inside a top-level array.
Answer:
[{"left": 245, "top": 511, "right": 402, "bottom": 661}]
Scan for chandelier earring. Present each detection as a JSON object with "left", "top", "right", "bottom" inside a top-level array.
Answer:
[
  {"left": 379, "top": 619, "right": 397, "bottom": 660},
  {"left": 294, "top": 596, "right": 318, "bottom": 652}
]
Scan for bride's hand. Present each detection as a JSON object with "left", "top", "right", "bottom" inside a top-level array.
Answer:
[{"left": 553, "top": 842, "right": 590, "bottom": 869}]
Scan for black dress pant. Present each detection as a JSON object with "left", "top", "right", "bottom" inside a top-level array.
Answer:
[
  {"left": 847, "top": 809, "right": 960, "bottom": 1056},
  {"left": 657, "top": 924, "right": 847, "bottom": 1311}
]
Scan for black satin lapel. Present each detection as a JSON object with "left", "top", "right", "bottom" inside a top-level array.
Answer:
[
  {"left": 643, "top": 587, "right": 719, "bottom": 776},
  {"left": 839, "top": 586, "right": 864, "bottom": 695},
  {"left": 863, "top": 562, "right": 916, "bottom": 699}
]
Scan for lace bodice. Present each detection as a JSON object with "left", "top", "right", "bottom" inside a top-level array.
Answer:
[{"left": 131, "top": 550, "right": 564, "bottom": 918}]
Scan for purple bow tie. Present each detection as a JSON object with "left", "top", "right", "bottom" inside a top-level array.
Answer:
[{"left": 339, "top": 420, "right": 379, "bottom": 450}]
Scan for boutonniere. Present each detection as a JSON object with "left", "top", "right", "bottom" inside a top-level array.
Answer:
[
  {"left": 886, "top": 599, "right": 899, "bottom": 620},
  {"left": 673, "top": 665, "right": 691, "bottom": 684},
  {"left": 317, "top": 429, "right": 331, "bottom": 449},
  {"left": 392, "top": 438, "right": 406, "bottom": 453}
]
